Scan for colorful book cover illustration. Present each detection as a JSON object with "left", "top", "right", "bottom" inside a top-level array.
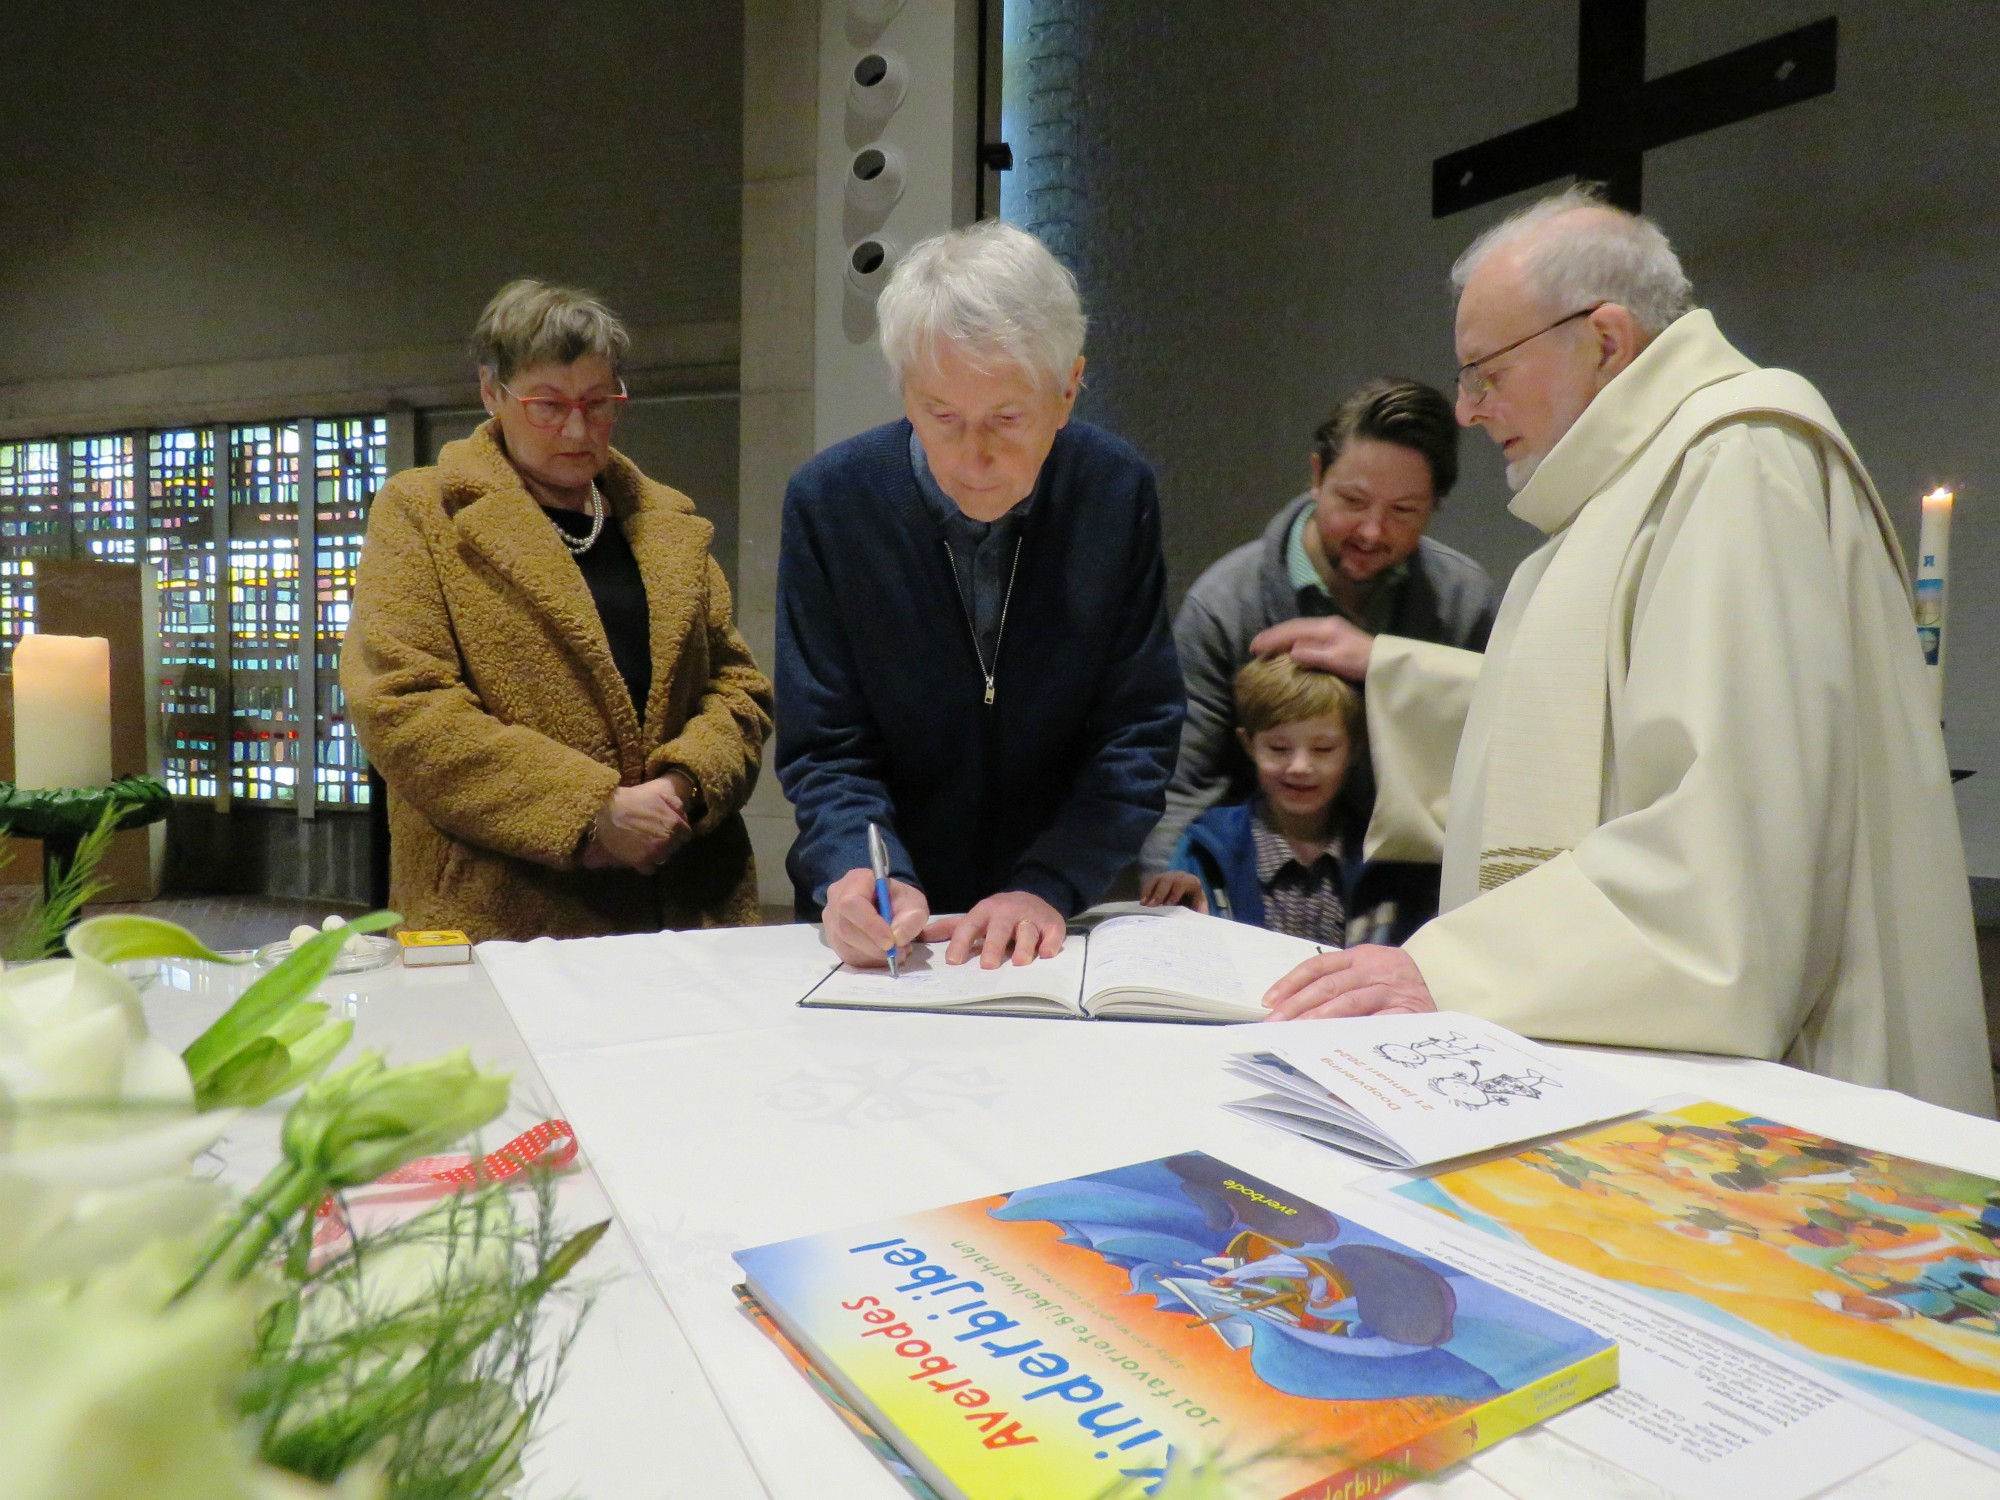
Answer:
[
  {"left": 736, "top": 1285, "right": 946, "bottom": 1500},
  {"left": 734, "top": 1152, "right": 1617, "bottom": 1499},
  {"left": 1391, "top": 1101, "right": 2000, "bottom": 1456}
]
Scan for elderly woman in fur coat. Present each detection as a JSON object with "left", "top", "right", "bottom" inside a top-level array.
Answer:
[{"left": 341, "top": 279, "right": 772, "bottom": 940}]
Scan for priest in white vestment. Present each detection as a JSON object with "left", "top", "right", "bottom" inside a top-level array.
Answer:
[{"left": 1258, "top": 188, "right": 1994, "bottom": 1117}]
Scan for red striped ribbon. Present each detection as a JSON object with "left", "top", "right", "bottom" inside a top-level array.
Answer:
[{"left": 313, "top": 1118, "right": 577, "bottom": 1248}]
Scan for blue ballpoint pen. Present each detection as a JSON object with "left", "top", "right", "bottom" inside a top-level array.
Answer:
[{"left": 867, "top": 823, "right": 901, "bottom": 977}]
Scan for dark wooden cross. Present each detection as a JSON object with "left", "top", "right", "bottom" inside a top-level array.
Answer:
[{"left": 1433, "top": 2, "right": 1838, "bottom": 216}]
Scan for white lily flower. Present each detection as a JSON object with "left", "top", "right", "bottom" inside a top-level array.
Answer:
[
  {"left": 0, "top": 954, "right": 193, "bottom": 1111},
  {"left": 0, "top": 951, "right": 228, "bottom": 1289},
  {"left": 0, "top": 1110, "right": 233, "bottom": 1287},
  {"left": 0, "top": 1251, "right": 381, "bottom": 1500}
]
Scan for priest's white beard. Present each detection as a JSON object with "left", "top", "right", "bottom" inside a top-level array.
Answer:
[{"left": 1505, "top": 386, "right": 1598, "bottom": 492}]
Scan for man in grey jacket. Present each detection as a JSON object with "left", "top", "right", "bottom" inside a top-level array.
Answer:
[{"left": 1142, "top": 379, "right": 1500, "bottom": 905}]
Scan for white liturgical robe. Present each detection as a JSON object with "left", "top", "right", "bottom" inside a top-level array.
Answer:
[{"left": 1363, "top": 310, "right": 1994, "bottom": 1116}]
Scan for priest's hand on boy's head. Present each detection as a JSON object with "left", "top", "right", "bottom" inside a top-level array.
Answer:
[
  {"left": 924, "top": 891, "right": 1066, "bottom": 969},
  {"left": 824, "top": 867, "right": 930, "bottom": 968},
  {"left": 1249, "top": 616, "right": 1373, "bottom": 682},
  {"left": 1260, "top": 945, "right": 1436, "bottom": 1022}
]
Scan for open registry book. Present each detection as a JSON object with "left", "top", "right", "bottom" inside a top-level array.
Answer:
[
  {"left": 800, "top": 908, "right": 1326, "bottom": 1022},
  {"left": 1226, "top": 1012, "right": 1648, "bottom": 1168}
]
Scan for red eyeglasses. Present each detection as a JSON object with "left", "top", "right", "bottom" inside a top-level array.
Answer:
[{"left": 500, "top": 381, "right": 630, "bottom": 429}]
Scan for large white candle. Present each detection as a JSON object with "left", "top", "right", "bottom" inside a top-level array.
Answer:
[
  {"left": 12, "top": 634, "right": 113, "bottom": 790},
  {"left": 1914, "top": 487, "right": 1953, "bottom": 712}
]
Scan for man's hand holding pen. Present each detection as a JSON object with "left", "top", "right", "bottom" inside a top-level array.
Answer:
[
  {"left": 823, "top": 873, "right": 1067, "bottom": 972},
  {"left": 824, "top": 866, "right": 930, "bottom": 969}
]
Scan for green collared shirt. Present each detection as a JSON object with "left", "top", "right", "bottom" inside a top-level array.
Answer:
[{"left": 1284, "top": 505, "right": 1408, "bottom": 634}]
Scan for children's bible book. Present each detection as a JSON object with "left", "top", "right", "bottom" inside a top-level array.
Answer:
[{"left": 733, "top": 1151, "right": 1617, "bottom": 1499}]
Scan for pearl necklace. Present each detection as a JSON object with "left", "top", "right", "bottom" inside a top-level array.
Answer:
[{"left": 555, "top": 485, "right": 607, "bottom": 556}]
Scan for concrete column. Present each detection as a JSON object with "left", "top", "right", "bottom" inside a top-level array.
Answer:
[
  {"left": 739, "top": 0, "right": 820, "bottom": 908},
  {"left": 740, "top": 0, "right": 981, "bottom": 912}
]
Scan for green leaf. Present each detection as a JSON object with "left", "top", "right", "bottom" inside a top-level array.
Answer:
[
  {"left": 265, "top": 1018, "right": 355, "bottom": 1100},
  {"left": 195, "top": 1015, "right": 356, "bottom": 1112},
  {"left": 266, "top": 1000, "right": 331, "bottom": 1050},
  {"left": 195, "top": 1036, "right": 292, "bottom": 1111},
  {"left": 537, "top": 1220, "right": 610, "bottom": 1289},
  {"left": 182, "top": 910, "right": 398, "bottom": 1082},
  {"left": 284, "top": 1048, "right": 511, "bottom": 1189},
  {"left": 25, "top": 807, "right": 121, "bottom": 958},
  {"left": 67, "top": 913, "right": 233, "bottom": 967}
]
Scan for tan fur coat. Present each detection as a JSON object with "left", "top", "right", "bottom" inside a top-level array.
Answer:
[{"left": 341, "top": 422, "right": 772, "bottom": 940}]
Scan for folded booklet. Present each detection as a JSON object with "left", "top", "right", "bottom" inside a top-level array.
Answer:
[
  {"left": 800, "top": 908, "right": 1326, "bottom": 1022},
  {"left": 1225, "top": 1012, "right": 1647, "bottom": 1168}
]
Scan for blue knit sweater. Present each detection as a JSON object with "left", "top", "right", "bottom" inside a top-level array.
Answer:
[{"left": 775, "top": 418, "right": 1185, "bottom": 918}]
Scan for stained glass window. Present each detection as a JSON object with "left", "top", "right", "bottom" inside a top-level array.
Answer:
[
  {"left": 312, "top": 418, "right": 384, "bottom": 805},
  {"left": 147, "top": 429, "right": 222, "bottom": 798},
  {"left": 0, "top": 440, "right": 65, "bottom": 668},
  {"left": 69, "top": 435, "right": 138, "bottom": 562},
  {"left": 227, "top": 424, "right": 302, "bottom": 803},
  {"left": 10, "top": 418, "right": 382, "bottom": 809}
]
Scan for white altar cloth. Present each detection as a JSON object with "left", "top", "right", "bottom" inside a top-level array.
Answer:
[{"left": 475, "top": 925, "right": 2000, "bottom": 1500}]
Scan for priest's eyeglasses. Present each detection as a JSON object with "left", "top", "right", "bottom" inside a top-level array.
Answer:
[
  {"left": 500, "top": 382, "right": 630, "bottom": 429},
  {"left": 1456, "top": 304, "right": 1605, "bottom": 404}
]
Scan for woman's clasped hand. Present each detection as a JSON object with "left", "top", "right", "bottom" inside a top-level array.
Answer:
[{"left": 583, "top": 774, "right": 697, "bottom": 874}]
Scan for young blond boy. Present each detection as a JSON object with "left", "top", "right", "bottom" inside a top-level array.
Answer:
[{"left": 1143, "top": 654, "right": 1416, "bottom": 945}]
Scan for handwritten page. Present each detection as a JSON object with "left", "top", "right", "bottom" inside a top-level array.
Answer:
[
  {"left": 803, "top": 937, "right": 1086, "bottom": 1014},
  {"left": 1084, "top": 914, "right": 1241, "bottom": 999},
  {"left": 801, "top": 909, "right": 1323, "bottom": 1021},
  {"left": 1081, "top": 912, "right": 1320, "bottom": 1018}
]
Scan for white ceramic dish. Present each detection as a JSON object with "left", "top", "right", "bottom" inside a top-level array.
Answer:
[{"left": 252, "top": 933, "right": 398, "bottom": 974}]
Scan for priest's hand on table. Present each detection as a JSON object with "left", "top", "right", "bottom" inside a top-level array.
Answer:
[
  {"left": 1249, "top": 616, "right": 1374, "bottom": 682},
  {"left": 923, "top": 891, "right": 1066, "bottom": 969},
  {"left": 1261, "top": 944, "right": 1437, "bottom": 1020},
  {"left": 824, "top": 866, "right": 930, "bottom": 968},
  {"left": 583, "top": 778, "right": 693, "bottom": 874}
]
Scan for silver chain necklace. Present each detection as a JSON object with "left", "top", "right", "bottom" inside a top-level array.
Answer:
[
  {"left": 554, "top": 485, "right": 607, "bottom": 556},
  {"left": 942, "top": 536, "right": 1023, "bottom": 707}
]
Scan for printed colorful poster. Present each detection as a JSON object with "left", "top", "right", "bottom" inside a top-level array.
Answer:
[{"left": 1392, "top": 1101, "right": 2000, "bottom": 1456}]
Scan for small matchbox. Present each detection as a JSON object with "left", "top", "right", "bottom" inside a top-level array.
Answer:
[{"left": 397, "top": 929, "right": 472, "bottom": 966}]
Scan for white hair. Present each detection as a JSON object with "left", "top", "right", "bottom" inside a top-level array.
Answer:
[
  {"left": 1449, "top": 186, "right": 1694, "bottom": 336},
  {"left": 876, "top": 220, "right": 1087, "bottom": 391}
]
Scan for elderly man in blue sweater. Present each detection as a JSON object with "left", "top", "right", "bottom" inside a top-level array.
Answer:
[{"left": 776, "top": 221, "right": 1184, "bottom": 970}]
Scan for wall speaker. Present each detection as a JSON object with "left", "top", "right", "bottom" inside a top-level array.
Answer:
[
  {"left": 848, "top": 50, "right": 909, "bottom": 120},
  {"left": 845, "top": 236, "right": 900, "bottom": 298},
  {"left": 846, "top": 144, "right": 907, "bottom": 214}
]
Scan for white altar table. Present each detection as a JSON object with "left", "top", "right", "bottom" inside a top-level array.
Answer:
[{"left": 145, "top": 926, "right": 2000, "bottom": 1499}]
